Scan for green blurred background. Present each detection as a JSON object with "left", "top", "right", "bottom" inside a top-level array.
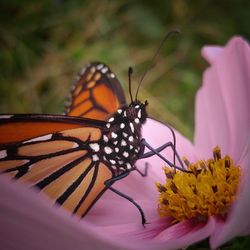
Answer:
[{"left": 0, "top": 0, "right": 250, "bottom": 249}]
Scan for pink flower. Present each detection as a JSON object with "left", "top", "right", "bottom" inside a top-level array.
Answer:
[{"left": 0, "top": 36, "right": 249, "bottom": 249}]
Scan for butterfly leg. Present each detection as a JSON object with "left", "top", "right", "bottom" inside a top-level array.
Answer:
[
  {"left": 140, "top": 140, "right": 184, "bottom": 169},
  {"left": 134, "top": 162, "right": 149, "bottom": 177},
  {"left": 104, "top": 172, "right": 147, "bottom": 226},
  {"left": 140, "top": 139, "right": 188, "bottom": 172}
]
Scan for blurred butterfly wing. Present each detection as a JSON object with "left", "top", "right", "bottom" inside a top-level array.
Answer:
[
  {"left": 66, "top": 62, "right": 126, "bottom": 120},
  {"left": 0, "top": 114, "right": 114, "bottom": 217}
]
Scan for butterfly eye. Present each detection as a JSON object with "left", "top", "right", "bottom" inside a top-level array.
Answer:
[{"left": 144, "top": 100, "right": 148, "bottom": 106}]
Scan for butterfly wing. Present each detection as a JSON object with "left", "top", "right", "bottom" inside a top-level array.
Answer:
[
  {"left": 0, "top": 114, "right": 114, "bottom": 217},
  {"left": 0, "top": 114, "right": 106, "bottom": 144},
  {"left": 65, "top": 62, "right": 126, "bottom": 120}
]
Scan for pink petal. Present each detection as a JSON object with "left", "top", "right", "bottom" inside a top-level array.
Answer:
[
  {"left": 86, "top": 198, "right": 159, "bottom": 226},
  {"left": 0, "top": 175, "right": 127, "bottom": 250},
  {"left": 194, "top": 36, "right": 250, "bottom": 162},
  {"left": 202, "top": 46, "right": 223, "bottom": 64},
  {"left": 194, "top": 66, "right": 230, "bottom": 158},
  {"left": 210, "top": 140, "right": 250, "bottom": 248},
  {"left": 0, "top": 174, "right": 216, "bottom": 250},
  {"left": 104, "top": 218, "right": 216, "bottom": 250},
  {"left": 153, "top": 217, "right": 216, "bottom": 248}
]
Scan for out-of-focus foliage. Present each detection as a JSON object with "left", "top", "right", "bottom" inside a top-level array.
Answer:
[{"left": 0, "top": 1, "right": 250, "bottom": 248}]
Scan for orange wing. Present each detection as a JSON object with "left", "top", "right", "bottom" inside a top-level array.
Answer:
[
  {"left": 0, "top": 114, "right": 113, "bottom": 217},
  {"left": 65, "top": 62, "right": 126, "bottom": 120}
]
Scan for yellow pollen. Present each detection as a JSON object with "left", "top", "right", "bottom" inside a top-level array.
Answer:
[{"left": 156, "top": 146, "right": 240, "bottom": 223}]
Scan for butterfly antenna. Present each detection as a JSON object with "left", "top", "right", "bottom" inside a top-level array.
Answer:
[
  {"left": 128, "top": 66, "right": 134, "bottom": 103},
  {"left": 135, "top": 29, "right": 180, "bottom": 101}
]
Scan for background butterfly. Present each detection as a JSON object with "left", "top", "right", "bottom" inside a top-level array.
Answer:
[{"left": 0, "top": 62, "right": 180, "bottom": 224}]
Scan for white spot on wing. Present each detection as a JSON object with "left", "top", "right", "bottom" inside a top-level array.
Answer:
[
  {"left": 101, "top": 67, "right": 108, "bottom": 74},
  {"left": 128, "top": 136, "right": 134, "bottom": 142},
  {"left": 104, "top": 146, "right": 112, "bottom": 154},
  {"left": 92, "top": 155, "right": 99, "bottom": 161},
  {"left": 111, "top": 132, "right": 118, "bottom": 139},
  {"left": 138, "top": 109, "right": 142, "bottom": 118},
  {"left": 80, "top": 67, "right": 86, "bottom": 75},
  {"left": 117, "top": 109, "right": 122, "bottom": 114},
  {"left": 110, "top": 73, "right": 115, "bottom": 78},
  {"left": 25, "top": 134, "right": 52, "bottom": 143},
  {"left": 72, "top": 143, "right": 79, "bottom": 148},
  {"left": 106, "top": 123, "right": 111, "bottom": 128},
  {"left": 115, "top": 147, "right": 119, "bottom": 153},
  {"left": 108, "top": 117, "right": 114, "bottom": 122},
  {"left": 71, "top": 83, "right": 76, "bottom": 91},
  {"left": 75, "top": 75, "right": 81, "bottom": 81},
  {"left": 96, "top": 64, "right": 104, "bottom": 70},
  {"left": 0, "top": 115, "right": 13, "bottom": 119},
  {"left": 89, "top": 143, "right": 100, "bottom": 152},
  {"left": 120, "top": 123, "right": 125, "bottom": 129},
  {"left": 0, "top": 150, "right": 7, "bottom": 159},
  {"left": 122, "top": 132, "right": 128, "bottom": 138},
  {"left": 103, "top": 135, "right": 109, "bottom": 142},
  {"left": 135, "top": 118, "right": 140, "bottom": 124},
  {"left": 130, "top": 123, "right": 134, "bottom": 133},
  {"left": 110, "top": 159, "right": 116, "bottom": 164},
  {"left": 126, "top": 163, "right": 132, "bottom": 169},
  {"left": 123, "top": 151, "right": 129, "bottom": 157},
  {"left": 121, "top": 140, "right": 127, "bottom": 146}
]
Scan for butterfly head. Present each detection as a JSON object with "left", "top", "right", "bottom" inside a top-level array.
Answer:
[{"left": 127, "top": 100, "right": 148, "bottom": 124}]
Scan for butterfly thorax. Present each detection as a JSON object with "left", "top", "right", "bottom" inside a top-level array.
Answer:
[{"left": 89, "top": 101, "right": 148, "bottom": 174}]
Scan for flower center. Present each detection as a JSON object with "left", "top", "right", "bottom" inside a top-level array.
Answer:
[{"left": 156, "top": 146, "right": 240, "bottom": 223}]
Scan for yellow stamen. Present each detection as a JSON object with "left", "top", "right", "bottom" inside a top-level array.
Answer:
[{"left": 156, "top": 146, "right": 240, "bottom": 223}]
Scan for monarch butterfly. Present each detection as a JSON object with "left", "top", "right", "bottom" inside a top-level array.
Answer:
[{"left": 0, "top": 34, "right": 184, "bottom": 225}]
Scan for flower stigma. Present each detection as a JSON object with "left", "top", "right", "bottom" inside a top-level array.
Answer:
[{"left": 156, "top": 146, "right": 240, "bottom": 223}]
